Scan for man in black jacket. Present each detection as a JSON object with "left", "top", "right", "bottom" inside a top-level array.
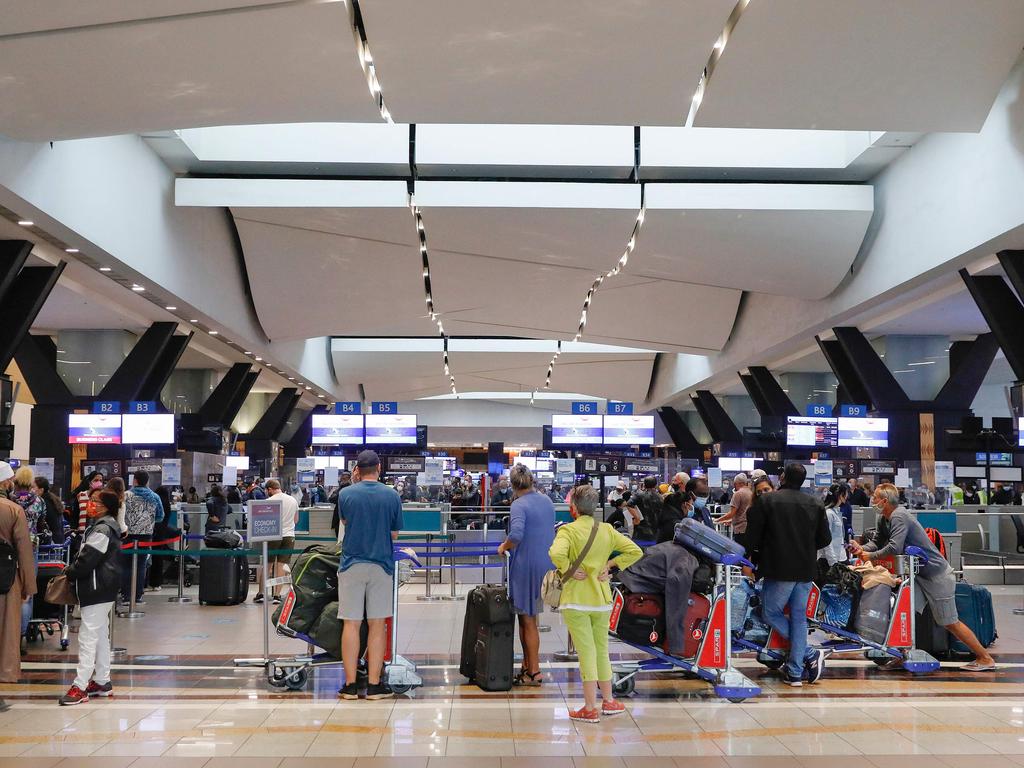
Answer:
[{"left": 745, "top": 463, "right": 830, "bottom": 687}]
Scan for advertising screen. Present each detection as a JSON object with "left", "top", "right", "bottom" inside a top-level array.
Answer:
[
  {"left": 719, "top": 457, "right": 756, "bottom": 472},
  {"left": 837, "top": 417, "right": 889, "bottom": 448},
  {"left": 551, "top": 414, "right": 603, "bottom": 445},
  {"left": 603, "top": 414, "right": 655, "bottom": 445},
  {"left": 68, "top": 414, "right": 122, "bottom": 445},
  {"left": 311, "top": 414, "right": 364, "bottom": 445},
  {"left": 121, "top": 413, "right": 175, "bottom": 444},
  {"left": 225, "top": 455, "right": 250, "bottom": 470},
  {"left": 313, "top": 456, "right": 345, "bottom": 470},
  {"left": 364, "top": 414, "right": 417, "bottom": 445},
  {"left": 785, "top": 416, "right": 838, "bottom": 448}
]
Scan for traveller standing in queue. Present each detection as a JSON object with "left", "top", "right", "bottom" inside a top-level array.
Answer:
[
  {"left": 59, "top": 490, "right": 122, "bottom": 705},
  {"left": 850, "top": 483, "right": 996, "bottom": 671},
  {"left": 717, "top": 473, "right": 753, "bottom": 550},
  {"left": 496, "top": 464, "right": 555, "bottom": 686},
  {"left": 745, "top": 463, "right": 829, "bottom": 686},
  {"left": 0, "top": 462, "right": 36, "bottom": 706},
  {"left": 549, "top": 485, "right": 642, "bottom": 723},
  {"left": 336, "top": 450, "right": 402, "bottom": 700},
  {"left": 121, "top": 471, "right": 163, "bottom": 606},
  {"left": 71, "top": 471, "right": 105, "bottom": 534},
  {"left": 259, "top": 479, "right": 299, "bottom": 605}
]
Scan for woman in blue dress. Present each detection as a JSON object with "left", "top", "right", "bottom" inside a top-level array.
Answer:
[{"left": 497, "top": 463, "right": 555, "bottom": 686}]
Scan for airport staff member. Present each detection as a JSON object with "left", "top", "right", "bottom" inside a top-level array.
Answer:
[
  {"left": 850, "top": 483, "right": 996, "bottom": 671},
  {"left": 336, "top": 450, "right": 403, "bottom": 701}
]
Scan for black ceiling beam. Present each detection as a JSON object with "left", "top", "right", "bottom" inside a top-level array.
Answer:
[
  {"left": 831, "top": 327, "right": 911, "bottom": 410},
  {"left": 692, "top": 390, "right": 744, "bottom": 444},
  {"left": 13, "top": 334, "right": 74, "bottom": 405},
  {"left": 747, "top": 366, "right": 799, "bottom": 418},
  {"left": 960, "top": 268, "right": 1024, "bottom": 381},
  {"left": 282, "top": 404, "right": 330, "bottom": 455},
  {"left": 198, "top": 363, "right": 253, "bottom": 425},
  {"left": 0, "top": 240, "right": 32, "bottom": 305},
  {"left": 739, "top": 374, "right": 773, "bottom": 418},
  {"left": 248, "top": 388, "right": 301, "bottom": 440},
  {"left": 97, "top": 322, "right": 177, "bottom": 402},
  {"left": 138, "top": 332, "right": 193, "bottom": 404},
  {"left": 934, "top": 333, "right": 1000, "bottom": 410},
  {"left": 656, "top": 407, "right": 704, "bottom": 455},
  {"left": 0, "top": 264, "right": 65, "bottom": 373},
  {"left": 222, "top": 371, "right": 259, "bottom": 430},
  {"left": 996, "top": 249, "right": 1024, "bottom": 304},
  {"left": 816, "top": 337, "right": 873, "bottom": 409}
]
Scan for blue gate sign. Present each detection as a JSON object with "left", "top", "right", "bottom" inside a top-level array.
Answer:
[
  {"left": 839, "top": 404, "right": 867, "bottom": 418},
  {"left": 608, "top": 401, "right": 634, "bottom": 415},
  {"left": 806, "top": 403, "right": 830, "bottom": 418},
  {"left": 571, "top": 401, "right": 598, "bottom": 415},
  {"left": 128, "top": 401, "right": 157, "bottom": 414},
  {"left": 93, "top": 401, "right": 120, "bottom": 414},
  {"left": 336, "top": 401, "right": 361, "bottom": 415},
  {"left": 371, "top": 401, "right": 397, "bottom": 414}
]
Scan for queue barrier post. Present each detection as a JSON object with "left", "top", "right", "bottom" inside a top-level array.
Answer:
[
  {"left": 168, "top": 534, "right": 193, "bottom": 604},
  {"left": 554, "top": 632, "right": 577, "bottom": 662},
  {"left": 416, "top": 532, "right": 441, "bottom": 602},
  {"left": 117, "top": 540, "right": 144, "bottom": 619},
  {"left": 109, "top": 606, "right": 127, "bottom": 658}
]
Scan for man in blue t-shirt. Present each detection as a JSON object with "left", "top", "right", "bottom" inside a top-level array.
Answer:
[{"left": 337, "top": 450, "right": 403, "bottom": 700}]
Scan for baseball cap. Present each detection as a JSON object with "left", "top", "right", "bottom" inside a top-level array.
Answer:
[
  {"left": 0, "top": 461, "right": 12, "bottom": 483},
  {"left": 750, "top": 468, "right": 768, "bottom": 479},
  {"left": 356, "top": 449, "right": 381, "bottom": 469}
]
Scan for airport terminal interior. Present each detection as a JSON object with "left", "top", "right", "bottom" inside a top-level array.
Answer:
[{"left": 3, "top": 1, "right": 1024, "bottom": 765}]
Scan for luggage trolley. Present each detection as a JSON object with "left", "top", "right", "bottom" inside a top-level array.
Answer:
[
  {"left": 26, "top": 537, "right": 72, "bottom": 650},
  {"left": 609, "top": 552, "right": 761, "bottom": 703},
  {"left": 734, "top": 546, "right": 940, "bottom": 675},
  {"left": 266, "top": 551, "right": 423, "bottom": 693}
]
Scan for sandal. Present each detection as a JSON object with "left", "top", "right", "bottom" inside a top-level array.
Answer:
[
  {"left": 513, "top": 669, "right": 543, "bottom": 687},
  {"left": 962, "top": 661, "right": 997, "bottom": 672}
]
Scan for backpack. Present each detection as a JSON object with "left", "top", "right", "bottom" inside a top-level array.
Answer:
[
  {"left": 924, "top": 527, "right": 947, "bottom": 560},
  {"left": 0, "top": 538, "right": 17, "bottom": 595}
]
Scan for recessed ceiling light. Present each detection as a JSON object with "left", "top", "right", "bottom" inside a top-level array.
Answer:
[
  {"left": 189, "top": 319, "right": 198, "bottom": 323},
  {"left": 288, "top": 377, "right": 295, "bottom": 381},
  {"left": 65, "top": 248, "right": 79, "bottom": 253},
  {"left": 317, "top": 394, "right": 325, "bottom": 398},
  {"left": 305, "top": 386, "right": 311, "bottom": 391},
  {"left": 244, "top": 352, "right": 252, "bottom": 356},
  {"left": 99, "top": 266, "right": 111, "bottom": 272},
  {"left": 131, "top": 284, "right": 145, "bottom": 292},
  {"left": 17, "top": 220, "right": 33, "bottom": 226},
  {"left": 208, "top": 330, "right": 218, "bottom": 335},
  {"left": 165, "top": 306, "right": 177, "bottom": 311},
  {"left": 255, "top": 356, "right": 262, "bottom": 361}
]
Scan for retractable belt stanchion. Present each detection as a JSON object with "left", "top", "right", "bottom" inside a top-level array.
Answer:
[
  {"left": 554, "top": 633, "right": 577, "bottom": 661},
  {"left": 439, "top": 509, "right": 463, "bottom": 601},
  {"left": 234, "top": 540, "right": 272, "bottom": 668},
  {"left": 117, "top": 540, "right": 144, "bottom": 619},
  {"left": 168, "top": 534, "right": 192, "bottom": 603},
  {"left": 481, "top": 515, "right": 489, "bottom": 585},
  {"left": 109, "top": 608, "right": 126, "bottom": 658},
  {"left": 416, "top": 532, "right": 440, "bottom": 602}
]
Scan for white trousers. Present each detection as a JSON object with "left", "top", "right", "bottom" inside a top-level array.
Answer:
[{"left": 73, "top": 601, "right": 113, "bottom": 690}]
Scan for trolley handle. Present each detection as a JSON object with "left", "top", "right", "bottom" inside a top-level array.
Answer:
[
  {"left": 393, "top": 547, "right": 422, "bottom": 568},
  {"left": 721, "top": 552, "right": 755, "bottom": 570},
  {"left": 904, "top": 545, "right": 929, "bottom": 565}
]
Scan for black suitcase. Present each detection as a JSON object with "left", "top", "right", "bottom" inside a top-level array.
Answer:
[
  {"left": 474, "top": 622, "right": 515, "bottom": 692},
  {"left": 915, "top": 604, "right": 949, "bottom": 658},
  {"left": 459, "top": 585, "right": 514, "bottom": 679},
  {"left": 199, "top": 552, "right": 249, "bottom": 605}
]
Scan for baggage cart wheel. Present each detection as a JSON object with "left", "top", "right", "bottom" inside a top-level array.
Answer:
[
  {"left": 267, "top": 665, "right": 288, "bottom": 688},
  {"left": 284, "top": 668, "right": 309, "bottom": 691},
  {"left": 726, "top": 697, "right": 747, "bottom": 704},
  {"left": 865, "top": 651, "right": 893, "bottom": 667},
  {"left": 390, "top": 683, "right": 412, "bottom": 695},
  {"left": 60, "top": 639, "right": 69, "bottom": 650},
  {"left": 612, "top": 674, "right": 636, "bottom": 697}
]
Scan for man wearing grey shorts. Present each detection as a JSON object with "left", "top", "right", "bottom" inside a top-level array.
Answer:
[
  {"left": 850, "top": 482, "right": 995, "bottom": 671},
  {"left": 336, "top": 450, "right": 403, "bottom": 700}
]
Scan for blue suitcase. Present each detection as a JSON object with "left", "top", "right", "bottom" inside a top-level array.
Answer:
[
  {"left": 949, "top": 582, "right": 996, "bottom": 654},
  {"left": 674, "top": 518, "right": 746, "bottom": 562}
]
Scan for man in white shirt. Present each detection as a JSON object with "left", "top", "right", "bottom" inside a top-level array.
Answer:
[{"left": 256, "top": 479, "right": 300, "bottom": 605}]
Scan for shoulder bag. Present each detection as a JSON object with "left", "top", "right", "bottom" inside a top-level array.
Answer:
[
  {"left": 541, "top": 517, "right": 600, "bottom": 610},
  {"left": 45, "top": 571, "right": 76, "bottom": 605}
]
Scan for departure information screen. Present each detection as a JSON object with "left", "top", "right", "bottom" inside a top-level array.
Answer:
[
  {"left": 786, "top": 416, "right": 839, "bottom": 448},
  {"left": 551, "top": 414, "right": 603, "bottom": 445},
  {"left": 603, "top": 414, "right": 655, "bottom": 445},
  {"left": 312, "top": 414, "right": 364, "bottom": 445},
  {"left": 837, "top": 417, "right": 889, "bottom": 448}
]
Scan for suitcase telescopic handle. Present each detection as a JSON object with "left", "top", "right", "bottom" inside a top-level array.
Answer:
[
  {"left": 721, "top": 552, "right": 755, "bottom": 570},
  {"left": 904, "top": 545, "right": 929, "bottom": 565}
]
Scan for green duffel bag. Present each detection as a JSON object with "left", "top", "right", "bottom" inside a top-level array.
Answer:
[
  {"left": 311, "top": 600, "right": 343, "bottom": 658},
  {"left": 272, "top": 544, "right": 340, "bottom": 638}
]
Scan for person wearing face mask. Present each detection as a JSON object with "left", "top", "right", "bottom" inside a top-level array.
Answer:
[
  {"left": 71, "top": 472, "right": 106, "bottom": 534},
  {"left": 491, "top": 476, "right": 514, "bottom": 508},
  {"left": 744, "top": 463, "right": 830, "bottom": 687}
]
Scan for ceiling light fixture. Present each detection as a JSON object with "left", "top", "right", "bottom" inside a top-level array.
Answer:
[
  {"left": 131, "top": 284, "right": 145, "bottom": 292},
  {"left": 165, "top": 306, "right": 177, "bottom": 311},
  {"left": 65, "top": 248, "right": 79, "bottom": 254},
  {"left": 907, "top": 361, "right": 935, "bottom": 366},
  {"left": 305, "top": 386, "right": 312, "bottom": 391},
  {"left": 190, "top": 319, "right": 198, "bottom": 323},
  {"left": 685, "top": 0, "right": 752, "bottom": 127},
  {"left": 17, "top": 220, "right": 33, "bottom": 226},
  {"left": 255, "top": 356, "right": 262, "bottom": 361},
  {"left": 208, "top": 330, "right": 218, "bottom": 335},
  {"left": 410, "top": 196, "right": 458, "bottom": 396},
  {"left": 99, "top": 266, "right": 111, "bottom": 271},
  {"left": 349, "top": 0, "right": 393, "bottom": 123}
]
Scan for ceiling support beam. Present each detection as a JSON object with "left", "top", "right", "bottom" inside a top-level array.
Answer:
[
  {"left": 247, "top": 388, "right": 301, "bottom": 441},
  {"left": 0, "top": 263, "right": 66, "bottom": 374},
  {"left": 13, "top": 335, "right": 74, "bottom": 405},
  {"left": 137, "top": 332, "right": 194, "bottom": 405},
  {"left": 97, "top": 322, "right": 178, "bottom": 402},
  {"left": 656, "top": 406, "right": 704, "bottom": 455},
  {"left": 197, "top": 363, "right": 253, "bottom": 427},
  {"left": 996, "top": 249, "right": 1024, "bottom": 304},
  {"left": 934, "top": 333, "right": 1000, "bottom": 410},
  {"left": 223, "top": 371, "right": 260, "bottom": 431},
  {"left": 959, "top": 268, "right": 1024, "bottom": 382},
  {"left": 691, "top": 390, "right": 743, "bottom": 445},
  {"left": 0, "top": 240, "right": 32, "bottom": 306},
  {"left": 831, "top": 327, "right": 911, "bottom": 411},
  {"left": 816, "top": 336, "right": 874, "bottom": 411},
  {"left": 282, "top": 405, "right": 330, "bottom": 458}
]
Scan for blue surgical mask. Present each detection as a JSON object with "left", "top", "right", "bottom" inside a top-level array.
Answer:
[{"left": 693, "top": 496, "right": 707, "bottom": 509}]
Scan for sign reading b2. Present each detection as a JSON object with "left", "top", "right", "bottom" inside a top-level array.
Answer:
[
  {"left": 571, "top": 401, "right": 598, "bottom": 415},
  {"left": 371, "top": 401, "right": 397, "bottom": 415}
]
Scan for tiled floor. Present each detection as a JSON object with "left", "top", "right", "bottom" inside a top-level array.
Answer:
[{"left": 2, "top": 582, "right": 1023, "bottom": 765}]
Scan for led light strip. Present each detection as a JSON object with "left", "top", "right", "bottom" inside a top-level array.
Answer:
[
  {"left": 349, "top": 0, "right": 393, "bottom": 123},
  {"left": 411, "top": 198, "right": 457, "bottom": 396},
  {"left": 685, "top": 0, "right": 752, "bottom": 127},
  {"left": 542, "top": 194, "right": 647, "bottom": 390}
]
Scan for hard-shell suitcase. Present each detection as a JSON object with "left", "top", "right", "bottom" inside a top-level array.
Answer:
[
  {"left": 676, "top": 592, "right": 712, "bottom": 658},
  {"left": 199, "top": 552, "right": 249, "bottom": 605},
  {"left": 855, "top": 584, "right": 892, "bottom": 644},
  {"left": 611, "top": 591, "right": 666, "bottom": 646},
  {"left": 915, "top": 603, "right": 949, "bottom": 658},
  {"left": 473, "top": 623, "right": 515, "bottom": 691},
  {"left": 460, "top": 585, "right": 514, "bottom": 679},
  {"left": 950, "top": 582, "right": 996, "bottom": 654},
  {"left": 674, "top": 518, "right": 745, "bottom": 563}
]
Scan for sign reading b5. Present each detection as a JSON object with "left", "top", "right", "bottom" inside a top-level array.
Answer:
[{"left": 371, "top": 401, "right": 397, "bottom": 414}]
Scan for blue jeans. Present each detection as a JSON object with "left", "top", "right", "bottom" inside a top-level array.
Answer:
[{"left": 761, "top": 579, "right": 813, "bottom": 680}]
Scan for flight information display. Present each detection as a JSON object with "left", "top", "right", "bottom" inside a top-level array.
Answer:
[
  {"left": 551, "top": 414, "right": 604, "bottom": 445},
  {"left": 68, "top": 414, "right": 122, "bottom": 445},
  {"left": 837, "top": 417, "right": 889, "bottom": 448},
  {"left": 786, "top": 416, "right": 839, "bottom": 448},
  {"left": 311, "top": 414, "right": 364, "bottom": 445},
  {"left": 603, "top": 414, "right": 655, "bottom": 445},
  {"left": 365, "top": 414, "right": 417, "bottom": 445},
  {"left": 121, "top": 413, "right": 175, "bottom": 444}
]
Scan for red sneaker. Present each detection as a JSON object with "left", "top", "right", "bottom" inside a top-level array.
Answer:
[
  {"left": 568, "top": 706, "right": 601, "bottom": 723},
  {"left": 86, "top": 680, "right": 113, "bottom": 698},
  {"left": 602, "top": 699, "right": 626, "bottom": 716},
  {"left": 59, "top": 685, "right": 88, "bottom": 706}
]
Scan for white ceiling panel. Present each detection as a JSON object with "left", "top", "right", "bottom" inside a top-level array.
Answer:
[
  {"left": 637, "top": 184, "right": 873, "bottom": 299},
  {"left": 360, "top": 0, "right": 736, "bottom": 125},
  {"left": 0, "top": 2, "right": 379, "bottom": 140},
  {"left": 232, "top": 207, "right": 432, "bottom": 341},
  {"left": 694, "top": 0, "right": 1024, "bottom": 132}
]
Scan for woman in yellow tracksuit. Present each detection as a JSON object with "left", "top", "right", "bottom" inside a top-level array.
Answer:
[{"left": 550, "top": 485, "right": 642, "bottom": 723}]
